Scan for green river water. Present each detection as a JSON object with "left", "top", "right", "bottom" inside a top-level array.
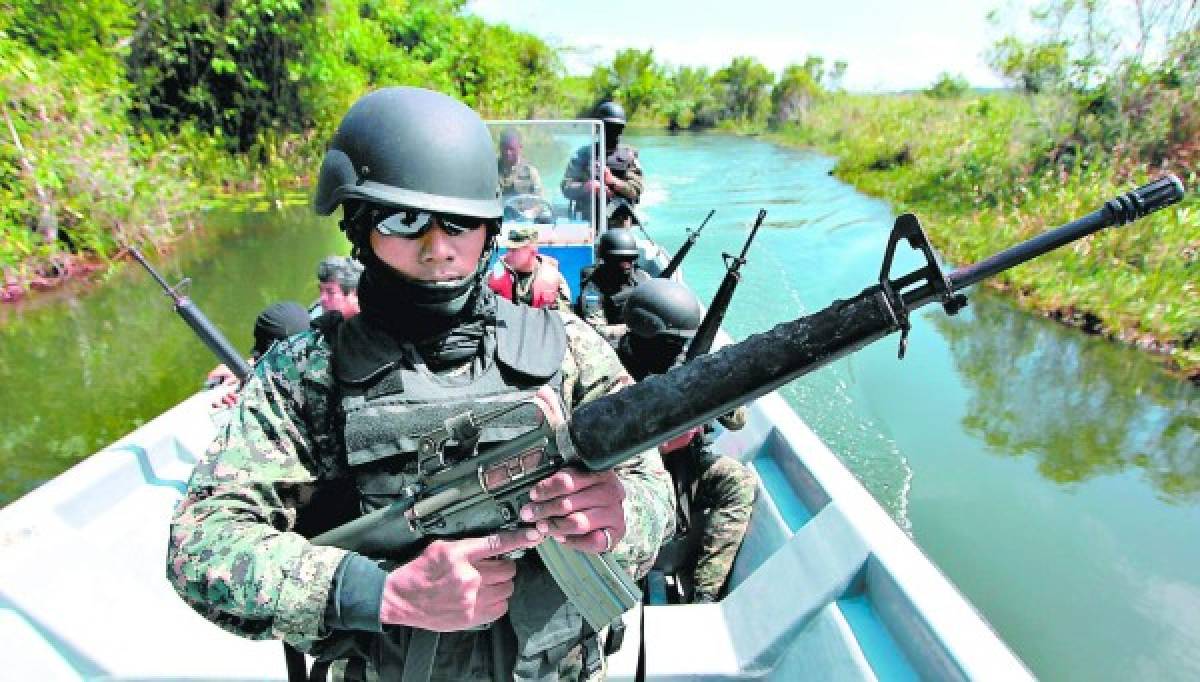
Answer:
[{"left": 1, "top": 132, "right": 1197, "bottom": 680}]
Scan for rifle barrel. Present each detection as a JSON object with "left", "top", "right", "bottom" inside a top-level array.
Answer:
[
  {"left": 572, "top": 176, "right": 1185, "bottom": 471},
  {"left": 738, "top": 209, "right": 767, "bottom": 261},
  {"left": 685, "top": 209, "right": 769, "bottom": 361},
  {"left": 130, "top": 248, "right": 253, "bottom": 381},
  {"left": 660, "top": 209, "right": 715, "bottom": 279},
  {"left": 904, "top": 174, "right": 1185, "bottom": 307}
]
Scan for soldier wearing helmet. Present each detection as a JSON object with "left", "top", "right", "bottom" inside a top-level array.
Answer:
[
  {"left": 561, "top": 101, "right": 644, "bottom": 229},
  {"left": 576, "top": 227, "right": 650, "bottom": 346},
  {"left": 618, "top": 280, "right": 756, "bottom": 604},
  {"left": 167, "top": 87, "right": 673, "bottom": 682},
  {"left": 488, "top": 224, "right": 572, "bottom": 310}
]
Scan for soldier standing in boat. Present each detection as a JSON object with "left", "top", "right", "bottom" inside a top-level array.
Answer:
[
  {"left": 576, "top": 228, "right": 650, "bottom": 347},
  {"left": 618, "top": 279, "right": 756, "bottom": 604},
  {"left": 488, "top": 223, "right": 572, "bottom": 310},
  {"left": 166, "top": 86, "right": 673, "bottom": 682},
  {"left": 561, "top": 101, "right": 644, "bottom": 229}
]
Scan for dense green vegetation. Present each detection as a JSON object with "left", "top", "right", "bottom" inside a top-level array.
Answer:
[
  {"left": 0, "top": 0, "right": 580, "bottom": 292},
  {"left": 1, "top": 0, "right": 1196, "bottom": 376},
  {"left": 772, "top": 3, "right": 1200, "bottom": 378}
]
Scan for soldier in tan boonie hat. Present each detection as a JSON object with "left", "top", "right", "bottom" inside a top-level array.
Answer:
[{"left": 489, "top": 224, "right": 572, "bottom": 309}]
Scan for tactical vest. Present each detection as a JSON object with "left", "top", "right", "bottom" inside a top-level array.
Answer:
[
  {"left": 329, "top": 299, "right": 604, "bottom": 679},
  {"left": 335, "top": 298, "right": 566, "bottom": 515},
  {"left": 500, "top": 161, "right": 540, "bottom": 197},
  {"left": 579, "top": 268, "right": 649, "bottom": 325}
]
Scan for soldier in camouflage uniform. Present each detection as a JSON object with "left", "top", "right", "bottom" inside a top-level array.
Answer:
[
  {"left": 167, "top": 87, "right": 673, "bottom": 682},
  {"left": 561, "top": 102, "right": 643, "bottom": 229},
  {"left": 576, "top": 228, "right": 649, "bottom": 347},
  {"left": 617, "top": 279, "right": 756, "bottom": 604},
  {"left": 498, "top": 129, "right": 544, "bottom": 198}
]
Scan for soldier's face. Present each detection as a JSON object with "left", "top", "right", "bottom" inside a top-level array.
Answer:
[
  {"left": 505, "top": 244, "right": 538, "bottom": 273},
  {"left": 603, "top": 122, "right": 623, "bottom": 147},
  {"left": 318, "top": 281, "right": 347, "bottom": 313},
  {"left": 318, "top": 281, "right": 359, "bottom": 317},
  {"left": 370, "top": 219, "right": 488, "bottom": 283},
  {"left": 501, "top": 141, "right": 521, "bottom": 166}
]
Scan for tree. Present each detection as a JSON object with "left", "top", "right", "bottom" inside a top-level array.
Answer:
[
  {"left": 770, "top": 60, "right": 824, "bottom": 126},
  {"left": 925, "top": 72, "right": 970, "bottom": 99},
  {"left": 713, "top": 56, "right": 774, "bottom": 124},
  {"left": 662, "top": 65, "right": 718, "bottom": 129},
  {"left": 829, "top": 60, "right": 849, "bottom": 91},
  {"left": 987, "top": 35, "right": 1070, "bottom": 93},
  {"left": 587, "top": 48, "right": 670, "bottom": 121}
]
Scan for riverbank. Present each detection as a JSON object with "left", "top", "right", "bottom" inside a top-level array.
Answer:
[
  {"left": 1, "top": 1, "right": 580, "bottom": 304},
  {"left": 763, "top": 93, "right": 1199, "bottom": 381}
]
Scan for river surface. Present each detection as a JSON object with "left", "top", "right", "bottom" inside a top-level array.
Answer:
[{"left": 1, "top": 132, "right": 1198, "bottom": 680}]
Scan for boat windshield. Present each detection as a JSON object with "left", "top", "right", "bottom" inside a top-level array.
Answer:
[{"left": 488, "top": 119, "right": 603, "bottom": 246}]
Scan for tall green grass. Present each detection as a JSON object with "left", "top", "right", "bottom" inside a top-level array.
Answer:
[{"left": 772, "top": 93, "right": 1200, "bottom": 377}]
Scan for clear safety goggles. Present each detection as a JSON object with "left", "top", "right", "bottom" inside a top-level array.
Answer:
[{"left": 374, "top": 208, "right": 491, "bottom": 238}]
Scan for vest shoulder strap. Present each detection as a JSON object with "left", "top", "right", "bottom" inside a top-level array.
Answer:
[
  {"left": 494, "top": 297, "right": 567, "bottom": 381},
  {"left": 333, "top": 314, "right": 405, "bottom": 385}
]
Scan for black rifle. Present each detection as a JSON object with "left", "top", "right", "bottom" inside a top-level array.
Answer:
[
  {"left": 313, "top": 175, "right": 1184, "bottom": 631},
  {"left": 659, "top": 209, "right": 715, "bottom": 279},
  {"left": 130, "top": 248, "right": 251, "bottom": 381},
  {"left": 685, "top": 208, "right": 766, "bottom": 361}
]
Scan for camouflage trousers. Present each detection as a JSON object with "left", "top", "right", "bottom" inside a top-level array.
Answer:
[{"left": 690, "top": 452, "right": 757, "bottom": 602}]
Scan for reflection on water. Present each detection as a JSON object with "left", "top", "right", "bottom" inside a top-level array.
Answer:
[
  {"left": 933, "top": 290, "right": 1200, "bottom": 502},
  {"left": 0, "top": 204, "right": 344, "bottom": 506}
]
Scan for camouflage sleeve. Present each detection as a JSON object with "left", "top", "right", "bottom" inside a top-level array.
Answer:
[
  {"left": 167, "top": 333, "right": 348, "bottom": 644},
  {"left": 613, "top": 150, "right": 643, "bottom": 203},
  {"left": 560, "top": 147, "right": 590, "bottom": 201},
  {"left": 559, "top": 314, "right": 674, "bottom": 579},
  {"left": 576, "top": 280, "right": 628, "bottom": 345}
]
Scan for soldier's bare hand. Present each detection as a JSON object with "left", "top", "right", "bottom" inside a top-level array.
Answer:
[
  {"left": 532, "top": 385, "right": 565, "bottom": 426},
  {"left": 379, "top": 528, "right": 543, "bottom": 632},
  {"left": 520, "top": 468, "right": 627, "bottom": 554}
]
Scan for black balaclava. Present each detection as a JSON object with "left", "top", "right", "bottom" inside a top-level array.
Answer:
[{"left": 618, "top": 333, "right": 688, "bottom": 381}]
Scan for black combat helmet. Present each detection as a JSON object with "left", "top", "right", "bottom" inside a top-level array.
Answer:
[
  {"left": 313, "top": 87, "right": 502, "bottom": 221},
  {"left": 623, "top": 279, "right": 704, "bottom": 340},
  {"left": 595, "top": 101, "right": 627, "bottom": 126},
  {"left": 597, "top": 228, "right": 640, "bottom": 261},
  {"left": 252, "top": 301, "right": 311, "bottom": 358}
]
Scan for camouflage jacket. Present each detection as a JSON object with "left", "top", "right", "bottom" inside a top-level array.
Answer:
[
  {"left": 499, "top": 160, "right": 544, "bottom": 197},
  {"left": 560, "top": 143, "right": 643, "bottom": 204},
  {"left": 167, "top": 312, "right": 673, "bottom": 646}
]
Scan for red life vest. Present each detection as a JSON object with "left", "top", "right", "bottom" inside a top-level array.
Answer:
[{"left": 488, "top": 256, "right": 563, "bottom": 309}]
